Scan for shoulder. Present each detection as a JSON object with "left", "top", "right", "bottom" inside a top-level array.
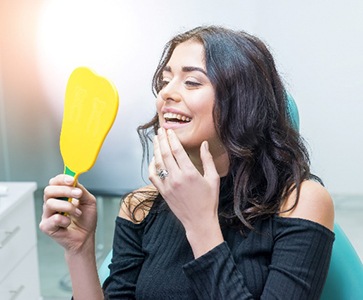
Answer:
[
  {"left": 119, "top": 184, "right": 159, "bottom": 223},
  {"left": 279, "top": 180, "right": 335, "bottom": 231}
]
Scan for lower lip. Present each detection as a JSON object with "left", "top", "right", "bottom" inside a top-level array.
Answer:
[{"left": 162, "top": 121, "right": 190, "bottom": 130}]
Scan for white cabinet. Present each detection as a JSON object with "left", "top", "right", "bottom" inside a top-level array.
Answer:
[{"left": 0, "top": 182, "right": 41, "bottom": 300}]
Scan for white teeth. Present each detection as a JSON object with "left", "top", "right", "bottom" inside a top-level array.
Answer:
[{"left": 163, "top": 112, "right": 191, "bottom": 122}]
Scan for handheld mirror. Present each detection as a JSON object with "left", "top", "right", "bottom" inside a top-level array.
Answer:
[{"left": 59, "top": 67, "right": 119, "bottom": 199}]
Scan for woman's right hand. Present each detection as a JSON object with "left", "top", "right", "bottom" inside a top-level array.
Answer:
[{"left": 39, "top": 174, "right": 98, "bottom": 254}]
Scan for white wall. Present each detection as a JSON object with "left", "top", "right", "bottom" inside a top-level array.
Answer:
[
  {"left": 252, "top": 1, "right": 363, "bottom": 195},
  {"left": 1, "top": 0, "right": 362, "bottom": 195}
]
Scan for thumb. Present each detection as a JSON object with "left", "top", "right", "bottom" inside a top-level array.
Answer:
[
  {"left": 200, "top": 141, "right": 218, "bottom": 178},
  {"left": 76, "top": 181, "right": 96, "bottom": 205}
]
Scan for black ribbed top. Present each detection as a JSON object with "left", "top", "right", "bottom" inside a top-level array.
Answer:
[{"left": 102, "top": 190, "right": 334, "bottom": 299}]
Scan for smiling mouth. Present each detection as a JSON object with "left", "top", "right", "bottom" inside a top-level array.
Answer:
[{"left": 164, "top": 112, "right": 191, "bottom": 123}]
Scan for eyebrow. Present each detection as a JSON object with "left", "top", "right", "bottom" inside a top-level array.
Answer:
[{"left": 163, "top": 65, "right": 208, "bottom": 76}]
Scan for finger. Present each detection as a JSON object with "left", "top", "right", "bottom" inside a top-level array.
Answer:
[
  {"left": 153, "top": 134, "right": 166, "bottom": 172},
  {"left": 149, "top": 156, "right": 156, "bottom": 175},
  {"left": 49, "top": 174, "right": 75, "bottom": 187},
  {"left": 39, "top": 213, "right": 72, "bottom": 235},
  {"left": 43, "top": 198, "right": 82, "bottom": 218},
  {"left": 43, "top": 184, "right": 82, "bottom": 202},
  {"left": 157, "top": 128, "right": 179, "bottom": 171},
  {"left": 74, "top": 181, "right": 96, "bottom": 205},
  {"left": 71, "top": 198, "right": 80, "bottom": 207},
  {"left": 200, "top": 141, "right": 219, "bottom": 179},
  {"left": 166, "top": 129, "right": 195, "bottom": 171},
  {"left": 148, "top": 156, "right": 159, "bottom": 186}
]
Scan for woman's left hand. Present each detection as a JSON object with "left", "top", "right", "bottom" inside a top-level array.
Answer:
[{"left": 149, "top": 128, "right": 224, "bottom": 257}]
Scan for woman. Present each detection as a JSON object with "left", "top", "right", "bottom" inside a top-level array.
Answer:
[{"left": 40, "top": 26, "right": 335, "bottom": 299}]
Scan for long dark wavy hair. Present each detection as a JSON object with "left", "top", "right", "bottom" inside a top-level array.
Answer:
[{"left": 135, "top": 26, "right": 315, "bottom": 230}]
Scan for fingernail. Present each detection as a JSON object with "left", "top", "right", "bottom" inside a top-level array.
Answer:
[
  {"left": 71, "top": 188, "right": 82, "bottom": 197},
  {"left": 75, "top": 208, "right": 82, "bottom": 217},
  {"left": 64, "top": 175, "right": 74, "bottom": 184},
  {"left": 204, "top": 141, "right": 209, "bottom": 151}
]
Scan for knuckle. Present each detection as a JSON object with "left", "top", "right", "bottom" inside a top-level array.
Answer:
[
  {"left": 43, "top": 186, "right": 52, "bottom": 198},
  {"left": 148, "top": 173, "right": 155, "bottom": 182},
  {"left": 38, "top": 221, "right": 46, "bottom": 233},
  {"left": 89, "top": 194, "right": 97, "bottom": 203},
  {"left": 49, "top": 174, "right": 61, "bottom": 184},
  {"left": 160, "top": 148, "right": 170, "bottom": 159},
  {"left": 184, "top": 169, "right": 197, "bottom": 181},
  {"left": 46, "top": 198, "right": 57, "bottom": 208},
  {"left": 53, "top": 213, "right": 67, "bottom": 226},
  {"left": 42, "top": 200, "right": 49, "bottom": 210},
  {"left": 170, "top": 177, "right": 183, "bottom": 189},
  {"left": 154, "top": 163, "right": 162, "bottom": 171},
  {"left": 211, "top": 172, "right": 220, "bottom": 181},
  {"left": 171, "top": 146, "right": 182, "bottom": 156},
  {"left": 173, "top": 181, "right": 182, "bottom": 190},
  {"left": 61, "top": 216, "right": 71, "bottom": 227}
]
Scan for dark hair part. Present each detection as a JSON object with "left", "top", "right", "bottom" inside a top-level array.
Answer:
[{"left": 137, "top": 26, "right": 314, "bottom": 230}]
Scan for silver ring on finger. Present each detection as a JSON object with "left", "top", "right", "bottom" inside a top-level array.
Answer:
[{"left": 157, "top": 169, "right": 169, "bottom": 180}]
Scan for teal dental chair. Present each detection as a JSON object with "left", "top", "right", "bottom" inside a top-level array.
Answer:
[
  {"left": 98, "top": 94, "right": 363, "bottom": 299},
  {"left": 287, "top": 93, "right": 363, "bottom": 298}
]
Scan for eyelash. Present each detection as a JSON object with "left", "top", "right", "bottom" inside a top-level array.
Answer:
[
  {"left": 160, "top": 79, "right": 170, "bottom": 87},
  {"left": 160, "top": 79, "right": 201, "bottom": 88},
  {"left": 185, "top": 80, "right": 201, "bottom": 87}
]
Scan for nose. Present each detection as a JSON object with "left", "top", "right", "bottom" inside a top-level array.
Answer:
[{"left": 159, "top": 81, "right": 182, "bottom": 102}]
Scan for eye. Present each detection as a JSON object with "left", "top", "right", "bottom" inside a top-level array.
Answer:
[
  {"left": 160, "top": 78, "right": 170, "bottom": 88},
  {"left": 185, "top": 80, "right": 202, "bottom": 87}
]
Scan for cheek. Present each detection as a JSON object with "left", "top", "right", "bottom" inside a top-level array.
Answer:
[
  {"left": 154, "top": 98, "right": 162, "bottom": 123},
  {"left": 156, "top": 95, "right": 162, "bottom": 109},
  {"left": 155, "top": 97, "right": 164, "bottom": 118},
  {"left": 194, "top": 97, "right": 214, "bottom": 120}
]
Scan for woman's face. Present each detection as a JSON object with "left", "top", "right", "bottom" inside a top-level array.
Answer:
[{"left": 156, "top": 40, "right": 223, "bottom": 155}]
